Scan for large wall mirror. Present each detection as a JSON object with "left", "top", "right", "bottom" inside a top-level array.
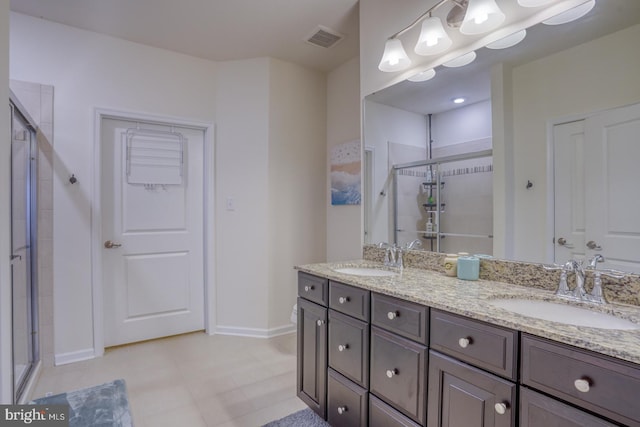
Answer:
[{"left": 363, "top": 0, "right": 640, "bottom": 274}]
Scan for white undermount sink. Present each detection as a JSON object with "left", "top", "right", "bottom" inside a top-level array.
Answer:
[
  {"left": 332, "top": 267, "right": 397, "bottom": 277},
  {"left": 489, "top": 299, "right": 640, "bottom": 330}
]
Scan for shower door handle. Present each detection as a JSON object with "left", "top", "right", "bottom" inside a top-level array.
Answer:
[
  {"left": 104, "top": 240, "right": 122, "bottom": 249},
  {"left": 10, "top": 254, "right": 22, "bottom": 261}
]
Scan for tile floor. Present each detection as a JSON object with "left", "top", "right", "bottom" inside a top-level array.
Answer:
[{"left": 31, "top": 332, "right": 307, "bottom": 426}]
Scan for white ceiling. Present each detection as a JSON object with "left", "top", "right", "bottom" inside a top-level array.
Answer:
[
  {"left": 10, "top": 0, "right": 360, "bottom": 72},
  {"left": 367, "top": 0, "right": 640, "bottom": 115}
]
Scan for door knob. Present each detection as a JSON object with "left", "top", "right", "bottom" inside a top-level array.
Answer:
[
  {"left": 586, "top": 240, "right": 602, "bottom": 251},
  {"left": 104, "top": 240, "right": 122, "bottom": 249},
  {"left": 556, "top": 237, "right": 574, "bottom": 249}
]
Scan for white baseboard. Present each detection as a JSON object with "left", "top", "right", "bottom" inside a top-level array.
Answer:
[
  {"left": 215, "top": 323, "right": 296, "bottom": 338},
  {"left": 54, "top": 348, "right": 95, "bottom": 366}
]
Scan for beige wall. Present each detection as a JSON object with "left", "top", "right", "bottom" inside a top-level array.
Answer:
[
  {"left": 268, "top": 58, "right": 327, "bottom": 329},
  {"left": 327, "top": 57, "right": 361, "bottom": 262},
  {"left": 10, "top": 12, "right": 329, "bottom": 361},
  {"left": 509, "top": 23, "right": 640, "bottom": 262},
  {"left": 1, "top": 0, "right": 12, "bottom": 404}
]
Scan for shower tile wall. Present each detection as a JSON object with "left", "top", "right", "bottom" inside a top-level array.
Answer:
[{"left": 11, "top": 80, "right": 55, "bottom": 367}]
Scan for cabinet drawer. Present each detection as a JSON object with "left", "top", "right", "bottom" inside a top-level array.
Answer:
[
  {"left": 430, "top": 309, "right": 518, "bottom": 380},
  {"left": 330, "top": 281, "right": 370, "bottom": 321},
  {"left": 372, "top": 293, "right": 428, "bottom": 345},
  {"left": 328, "top": 368, "right": 368, "bottom": 427},
  {"left": 428, "top": 350, "right": 517, "bottom": 427},
  {"left": 369, "top": 395, "right": 421, "bottom": 427},
  {"left": 298, "top": 272, "right": 328, "bottom": 306},
  {"left": 329, "top": 310, "right": 369, "bottom": 388},
  {"left": 520, "top": 387, "right": 616, "bottom": 427},
  {"left": 522, "top": 334, "right": 640, "bottom": 427},
  {"left": 370, "top": 326, "right": 427, "bottom": 425}
]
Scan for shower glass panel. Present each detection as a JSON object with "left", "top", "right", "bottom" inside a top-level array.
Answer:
[
  {"left": 10, "top": 104, "right": 38, "bottom": 402},
  {"left": 393, "top": 151, "right": 493, "bottom": 255}
]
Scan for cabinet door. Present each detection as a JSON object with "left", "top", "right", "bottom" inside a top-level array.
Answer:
[
  {"left": 329, "top": 309, "right": 369, "bottom": 388},
  {"left": 427, "top": 351, "right": 516, "bottom": 427},
  {"left": 520, "top": 387, "right": 616, "bottom": 427},
  {"left": 370, "top": 326, "right": 427, "bottom": 425},
  {"left": 297, "top": 297, "right": 327, "bottom": 419}
]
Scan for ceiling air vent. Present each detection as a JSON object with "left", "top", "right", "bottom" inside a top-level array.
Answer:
[{"left": 305, "top": 25, "right": 344, "bottom": 49}]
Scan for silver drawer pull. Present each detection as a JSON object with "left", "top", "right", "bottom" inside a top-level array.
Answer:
[
  {"left": 304, "top": 285, "right": 314, "bottom": 292},
  {"left": 574, "top": 378, "right": 591, "bottom": 393},
  {"left": 337, "top": 406, "right": 347, "bottom": 415},
  {"left": 458, "top": 337, "right": 471, "bottom": 348},
  {"left": 316, "top": 320, "right": 325, "bottom": 327},
  {"left": 387, "top": 311, "right": 398, "bottom": 320},
  {"left": 338, "top": 296, "right": 349, "bottom": 304},
  {"left": 386, "top": 369, "right": 397, "bottom": 378},
  {"left": 494, "top": 403, "right": 507, "bottom": 415},
  {"left": 338, "top": 344, "right": 349, "bottom": 352}
]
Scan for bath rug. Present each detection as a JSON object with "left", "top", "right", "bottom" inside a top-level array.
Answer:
[
  {"left": 31, "top": 379, "right": 133, "bottom": 427},
  {"left": 262, "top": 407, "right": 329, "bottom": 427}
]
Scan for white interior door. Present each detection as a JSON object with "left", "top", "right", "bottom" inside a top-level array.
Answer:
[
  {"left": 585, "top": 103, "right": 640, "bottom": 273},
  {"left": 553, "top": 120, "right": 586, "bottom": 264},
  {"left": 101, "top": 118, "right": 205, "bottom": 347}
]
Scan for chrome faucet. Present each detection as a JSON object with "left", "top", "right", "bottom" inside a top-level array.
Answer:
[
  {"left": 405, "top": 239, "right": 422, "bottom": 250},
  {"left": 545, "top": 255, "right": 625, "bottom": 305},
  {"left": 377, "top": 242, "right": 404, "bottom": 270}
]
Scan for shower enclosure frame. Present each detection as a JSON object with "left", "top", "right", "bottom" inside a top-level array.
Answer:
[{"left": 9, "top": 93, "right": 40, "bottom": 403}]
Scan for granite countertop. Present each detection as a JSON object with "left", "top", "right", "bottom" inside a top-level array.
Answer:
[{"left": 296, "top": 260, "right": 640, "bottom": 365}]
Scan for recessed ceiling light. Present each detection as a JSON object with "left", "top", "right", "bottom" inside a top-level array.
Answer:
[
  {"left": 453, "top": 97, "right": 466, "bottom": 104},
  {"left": 443, "top": 51, "right": 477, "bottom": 68},
  {"left": 543, "top": 0, "right": 595, "bottom": 25},
  {"left": 408, "top": 69, "right": 436, "bottom": 82}
]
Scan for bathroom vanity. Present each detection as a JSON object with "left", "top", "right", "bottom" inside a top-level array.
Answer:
[{"left": 296, "top": 257, "right": 640, "bottom": 427}]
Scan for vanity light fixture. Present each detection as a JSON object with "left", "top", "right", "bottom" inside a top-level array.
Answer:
[
  {"left": 443, "top": 51, "right": 477, "bottom": 67},
  {"left": 543, "top": 0, "right": 596, "bottom": 25},
  {"left": 459, "top": 0, "right": 506, "bottom": 35},
  {"left": 377, "top": 0, "right": 592, "bottom": 73},
  {"left": 377, "top": 0, "right": 504, "bottom": 72},
  {"left": 486, "top": 29, "right": 527, "bottom": 49},
  {"left": 408, "top": 69, "right": 437, "bottom": 82},
  {"left": 415, "top": 15, "right": 453, "bottom": 56},
  {"left": 378, "top": 38, "right": 412, "bottom": 72}
]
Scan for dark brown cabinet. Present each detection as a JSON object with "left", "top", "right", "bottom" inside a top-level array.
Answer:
[
  {"left": 430, "top": 309, "right": 517, "bottom": 380},
  {"left": 522, "top": 334, "right": 640, "bottom": 427},
  {"left": 297, "top": 296, "right": 328, "bottom": 418},
  {"left": 520, "top": 387, "right": 617, "bottom": 427},
  {"left": 329, "top": 309, "right": 369, "bottom": 388},
  {"left": 297, "top": 271, "right": 640, "bottom": 427},
  {"left": 328, "top": 368, "right": 368, "bottom": 427},
  {"left": 427, "top": 351, "right": 517, "bottom": 427},
  {"left": 370, "top": 326, "right": 428, "bottom": 425}
]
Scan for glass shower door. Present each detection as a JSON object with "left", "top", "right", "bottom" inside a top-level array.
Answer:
[{"left": 11, "top": 105, "right": 37, "bottom": 402}]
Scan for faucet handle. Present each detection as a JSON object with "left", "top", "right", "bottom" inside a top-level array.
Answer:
[{"left": 587, "top": 254, "right": 605, "bottom": 269}]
